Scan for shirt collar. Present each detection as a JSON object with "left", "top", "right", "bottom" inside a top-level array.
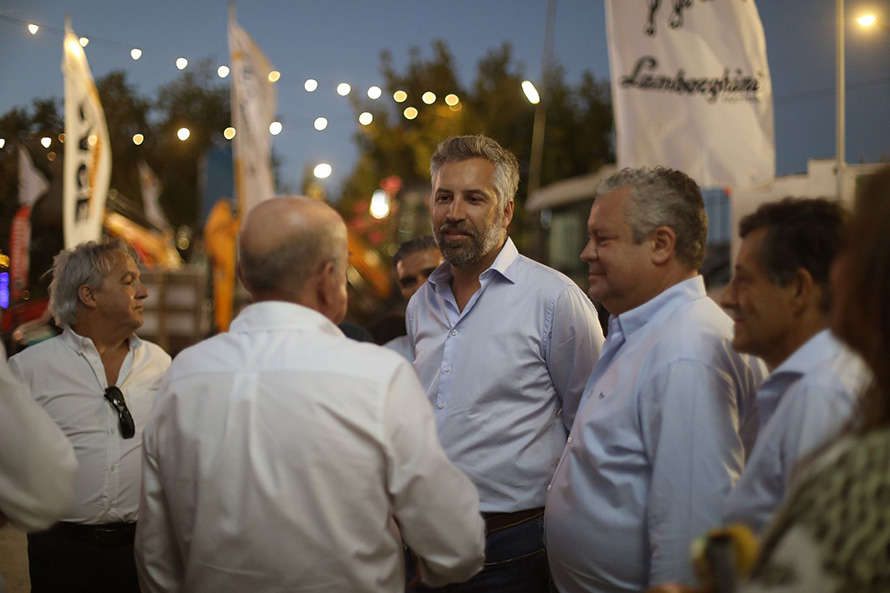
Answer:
[
  {"left": 60, "top": 326, "right": 143, "bottom": 355},
  {"left": 427, "top": 237, "right": 520, "bottom": 290},
  {"left": 229, "top": 301, "right": 345, "bottom": 338},
  {"left": 767, "top": 328, "right": 839, "bottom": 380},
  {"left": 613, "top": 276, "right": 707, "bottom": 340}
]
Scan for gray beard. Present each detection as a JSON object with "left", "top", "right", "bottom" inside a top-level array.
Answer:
[{"left": 434, "top": 213, "right": 504, "bottom": 269}]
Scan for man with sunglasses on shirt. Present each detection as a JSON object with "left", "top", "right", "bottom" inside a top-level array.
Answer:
[{"left": 9, "top": 239, "right": 171, "bottom": 593}]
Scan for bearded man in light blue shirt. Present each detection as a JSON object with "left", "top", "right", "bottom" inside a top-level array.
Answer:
[
  {"left": 544, "top": 167, "right": 767, "bottom": 593},
  {"left": 721, "top": 198, "right": 869, "bottom": 535},
  {"left": 407, "top": 135, "right": 605, "bottom": 592}
]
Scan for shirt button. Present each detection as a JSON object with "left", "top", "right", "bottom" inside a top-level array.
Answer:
[
  {"left": 437, "top": 402, "right": 444, "bottom": 409},
  {"left": 547, "top": 484, "right": 552, "bottom": 491},
  {"left": 444, "top": 366, "right": 451, "bottom": 372},
  {"left": 567, "top": 436, "right": 573, "bottom": 444},
  {"left": 450, "top": 329, "right": 458, "bottom": 336}
]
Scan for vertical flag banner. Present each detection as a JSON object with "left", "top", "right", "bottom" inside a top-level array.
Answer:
[
  {"left": 138, "top": 160, "right": 171, "bottom": 231},
  {"left": 228, "top": 5, "right": 278, "bottom": 215},
  {"left": 11, "top": 147, "right": 50, "bottom": 301},
  {"left": 62, "top": 16, "right": 112, "bottom": 248},
  {"left": 605, "top": 1, "right": 775, "bottom": 188}
]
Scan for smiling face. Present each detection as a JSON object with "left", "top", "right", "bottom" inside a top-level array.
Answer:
[
  {"left": 93, "top": 252, "right": 148, "bottom": 333},
  {"left": 580, "top": 187, "right": 658, "bottom": 315},
  {"left": 721, "top": 228, "right": 798, "bottom": 368},
  {"left": 430, "top": 158, "right": 513, "bottom": 270}
]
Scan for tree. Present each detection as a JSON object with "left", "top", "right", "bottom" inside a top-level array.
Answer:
[{"left": 339, "top": 40, "right": 613, "bottom": 266}]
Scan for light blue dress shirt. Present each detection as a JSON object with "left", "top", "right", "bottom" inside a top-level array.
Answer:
[
  {"left": 545, "top": 277, "right": 767, "bottom": 592},
  {"left": 723, "top": 329, "right": 869, "bottom": 534},
  {"left": 407, "top": 238, "right": 604, "bottom": 513}
]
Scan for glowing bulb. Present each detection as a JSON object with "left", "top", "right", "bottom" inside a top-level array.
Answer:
[
  {"left": 369, "top": 189, "right": 391, "bottom": 219},
  {"left": 47, "top": 152, "right": 56, "bottom": 162},
  {"left": 130, "top": 48, "right": 142, "bottom": 60},
  {"left": 858, "top": 14, "right": 877, "bottom": 26},
  {"left": 218, "top": 65, "right": 230, "bottom": 78},
  {"left": 224, "top": 127, "right": 236, "bottom": 140},
  {"left": 79, "top": 37, "right": 89, "bottom": 47},
  {"left": 403, "top": 107, "right": 418, "bottom": 120},
  {"left": 177, "top": 128, "right": 190, "bottom": 141},
  {"left": 0, "top": 139, "right": 5, "bottom": 149},
  {"left": 445, "top": 93, "right": 459, "bottom": 106},
  {"left": 522, "top": 80, "right": 540, "bottom": 104},
  {"left": 422, "top": 92, "right": 436, "bottom": 104},
  {"left": 393, "top": 90, "right": 407, "bottom": 103},
  {"left": 269, "top": 121, "right": 283, "bottom": 135},
  {"left": 87, "top": 134, "right": 97, "bottom": 147},
  {"left": 313, "top": 117, "right": 328, "bottom": 131},
  {"left": 58, "top": 133, "right": 66, "bottom": 143},
  {"left": 132, "top": 134, "right": 144, "bottom": 145},
  {"left": 27, "top": 24, "right": 38, "bottom": 35},
  {"left": 176, "top": 57, "right": 188, "bottom": 70},
  {"left": 304, "top": 79, "right": 318, "bottom": 92},
  {"left": 313, "top": 163, "right": 332, "bottom": 179},
  {"left": 337, "top": 83, "right": 351, "bottom": 96},
  {"left": 358, "top": 112, "right": 373, "bottom": 126},
  {"left": 40, "top": 137, "right": 51, "bottom": 148},
  {"left": 367, "top": 86, "right": 382, "bottom": 100},
  {"left": 268, "top": 70, "right": 281, "bottom": 82}
]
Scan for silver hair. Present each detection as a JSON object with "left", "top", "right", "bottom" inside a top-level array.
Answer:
[
  {"left": 595, "top": 166, "right": 708, "bottom": 270},
  {"left": 48, "top": 239, "right": 138, "bottom": 327},
  {"left": 238, "top": 211, "right": 345, "bottom": 298},
  {"left": 429, "top": 135, "right": 520, "bottom": 208}
]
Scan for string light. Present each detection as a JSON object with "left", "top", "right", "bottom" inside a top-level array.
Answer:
[
  {"left": 367, "top": 86, "right": 382, "bottom": 100},
  {"left": 177, "top": 128, "right": 190, "bottom": 141},
  {"left": 313, "top": 117, "right": 328, "bottom": 131},
  {"left": 358, "top": 112, "right": 373, "bottom": 126},
  {"left": 268, "top": 70, "right": 280, "bottom": 82},
  {"left": 393, "top": 90, "right": 407, "bottom": 103},
  {"left": 132, "top": 133, "right": 144, "bottom": 145},
  {"left": 269, "top": 121, "right": 283, "bottom": 135},
  {"left": 313, "top": 163, "right": 332, "bottom": 179},
  {"left": 422, "top": 92, "right": 436, "bottom": 104},
  {"left": 304, "top": 79, "right": 318, "bottom": 92},
  {"left": 337, "top": 83, "right": 351, "bottom": 96},
  {"left": 40, "top": 137, "right": 51, "bottom": 148},
  {"left": 27, "top": 24, "right": 38, "bottom": 34},
  {"left": 0, "top": 139, "right": 5, "bottom": 149},
  {"left": 130, "top": 48, "right": 142, "bottom": 60},
  {"left": 176, "top": 57, "right": 188, "bottom": 70},
  {"left": 79, "top": 36, "right": 89, "bottom": 47},
  {"left": 217, "top": 65, "right": 230, "bottom": 78},
  {"left": 403, "top": 107, "right": 418, "bottom": 120},
  {"left": 224, "top": 127, "right": 236, "bottom": 140},
  {"left": 445, "top": 93, "right": 460, "bottom": 106}
]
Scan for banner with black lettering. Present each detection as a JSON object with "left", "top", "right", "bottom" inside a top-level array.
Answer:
[
  {"left": 62, "top": 17, "right": 111, "bottom": 248},
  {"left": 228, "top": 6, "right": 277, "bottom": 215},
  {"left": 605, "top": 1, "right": 774, "bottom": 188}
]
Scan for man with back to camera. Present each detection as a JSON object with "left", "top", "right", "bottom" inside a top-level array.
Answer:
[
  {"left": 9, "top": 239, "right": 171, "bottom": 593},
  {"left": 383, "top": 236, "right": 443, "bottom": 361},
  {"left": 135, "top": 196, "right": 485, "bottom": 593},
  {"left": 407, "top": 135, "right": 605, "bottom": 591},
  {"left": 721, "top": 198, "right": 869, "bottom": 534},
  {"left": 544, "top": 166, "right": 767, "bottom": 592}
]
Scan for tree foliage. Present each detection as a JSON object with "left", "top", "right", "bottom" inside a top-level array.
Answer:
[{"left": 340, "top": 40, "right": 613, "bottom": 262}]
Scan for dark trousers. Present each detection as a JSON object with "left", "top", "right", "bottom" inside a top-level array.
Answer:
[
  {"left": 411, "top": 515, "right": 551, "bottom": 593},
  {"left": 27, "top": 522, "right": 140, "bottom": 593}
]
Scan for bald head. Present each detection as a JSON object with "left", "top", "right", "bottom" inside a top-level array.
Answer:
[{"left": 238, "top": 197, "right": 349, "bottom": 320}]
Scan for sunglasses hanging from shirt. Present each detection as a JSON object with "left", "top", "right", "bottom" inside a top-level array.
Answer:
[{"left": 104, "top": 386, "right": 136, "bottom": 439}]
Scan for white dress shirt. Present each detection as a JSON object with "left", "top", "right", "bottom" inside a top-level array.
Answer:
[
  {"left": 135, "top": 301, "right": 485, "bottom": 593},
  {"left": 545, "top": 277, "right": 767, "bottom": 592},
  {"left": 0, "top": 342, "right": 77, "bottom": 531},
  {"left": 724, "top": 330, "right": 869, "bottom": 534},
  {"left": 406, "top": 238, "right": 604, "bottom": 512},
  {"left": 9, "top": 328, "right": 170, "bottom": 524}
]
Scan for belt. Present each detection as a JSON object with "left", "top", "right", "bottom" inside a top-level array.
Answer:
[
  {"left": 482, "top": 507, "right": 544, "bottom": 534},
  {"left": 49, "top": 521, "right": 137, "bottom": 548}
]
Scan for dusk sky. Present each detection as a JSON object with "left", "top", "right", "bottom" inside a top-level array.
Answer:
[{"left": 1, "top": 0, "right": 888, "bottom": 197}]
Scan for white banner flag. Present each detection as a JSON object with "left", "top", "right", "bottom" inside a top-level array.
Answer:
[
  {"left": 606, "top": 0, "right": 774, "bottom": 188},
  {"left": 138, "top": 160, "right": 171, "bottom": 231},
  {"left": 228, "top": 6, "right": 277, "bottom": 214},
  {"left": 62, "top": 17, "right": 112, "bottom": 248},
  {"left": 18, "top": 146, "right": 49, "bottom": 208}
]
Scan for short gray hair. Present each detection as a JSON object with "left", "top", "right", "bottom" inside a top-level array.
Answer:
[
  {"left": 429, "top": 135, "right": 519, "bottom": 208},
  {"left": 238, "top": 215, "right": 345, "bottom": 298},
  {"left": 48, "top": 239, "right": 138, "bottom": 327},
  {"left": 595, "top": 166, "right": 708, "bottom": 270}
]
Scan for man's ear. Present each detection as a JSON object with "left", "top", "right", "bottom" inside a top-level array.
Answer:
[
  {"left": 315, "top": 260, "right": 338, "bottom": 312},
  {"left": 502, "top": 200, "right": 515, "bottom": 229},
  {"left": 789, "top": 268, "right": 817, "bottom": 314},
  {"left": 651, "top": 226, "right": 677, "bottom": 265},
  {"left": 77, "top": 285, "right": 98, "bottom": 310}
]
